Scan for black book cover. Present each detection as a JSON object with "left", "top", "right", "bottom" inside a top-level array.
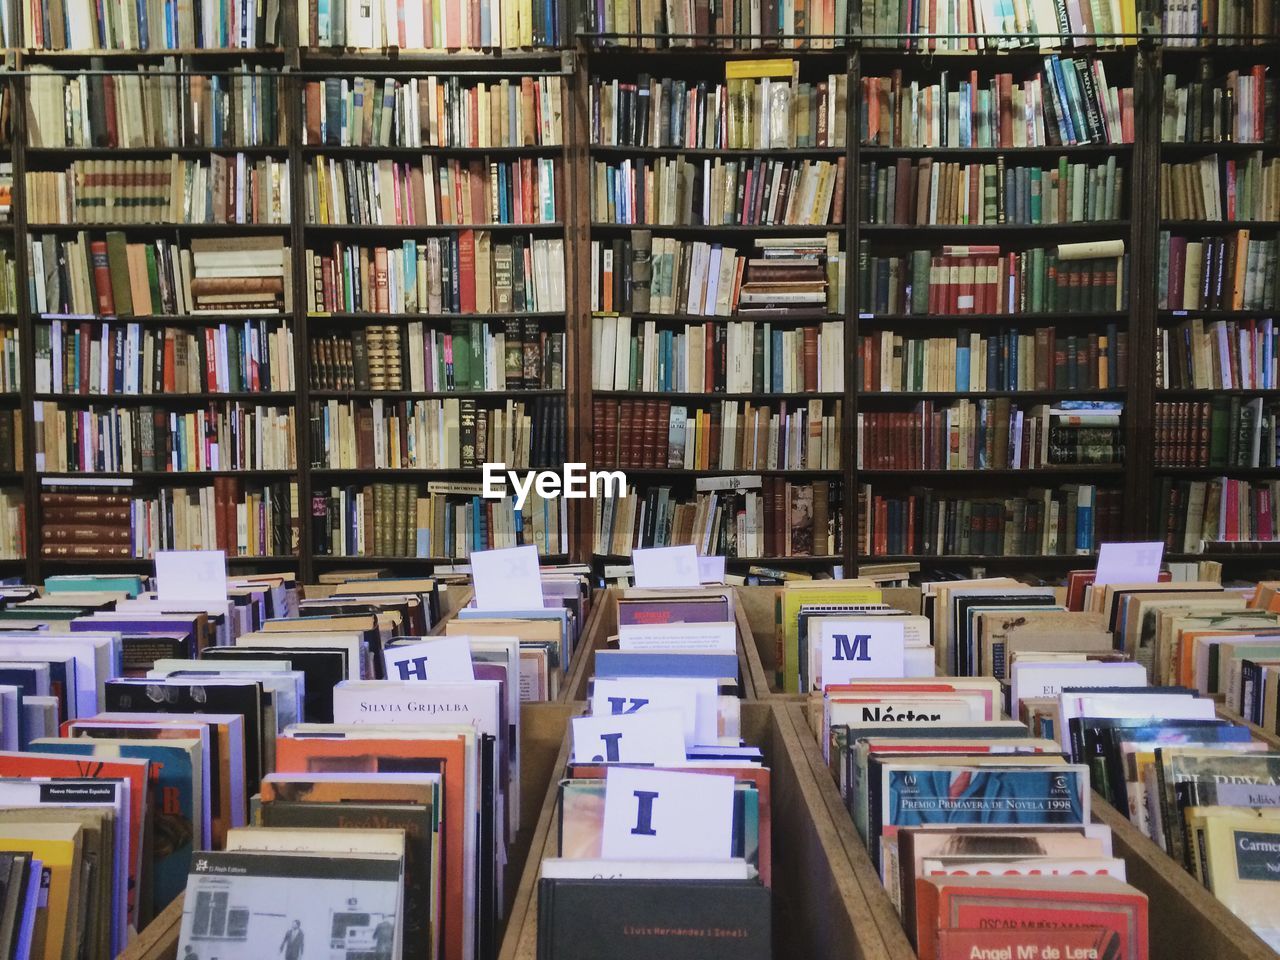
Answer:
[
  {"left": 200, "top": 645, "right": 344, "bottom": 724},
  {"left": 537, "top": 879, "right": 770, "bottom": 960},
  {"left": 103, "top": 678, "right": 265, "bottom": 785}
]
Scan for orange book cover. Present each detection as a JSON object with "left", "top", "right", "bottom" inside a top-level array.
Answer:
[
  {"left": 274, "top": 733, "right": 469, "bottom": 960},
  {"left": 0, "top": 751, "right": 148, "bottom": 929}
]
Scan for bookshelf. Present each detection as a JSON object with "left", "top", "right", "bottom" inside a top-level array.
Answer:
[
  {"left": 0, "top": 0, "right": 1272, "bottom": 581},
  {"left": 1150, "top": 42, "right": 1280, "bottom": 563}
]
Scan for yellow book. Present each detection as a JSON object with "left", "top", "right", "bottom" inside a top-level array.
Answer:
[
  {"left": 725, "top": 58, "right": 796, "bottom": 80},
  {"left": 776, "top": 580, "right": 883, "bottom": 693},
  {"left": 0, "top": 822, "right": 83, "bottom": 960}
]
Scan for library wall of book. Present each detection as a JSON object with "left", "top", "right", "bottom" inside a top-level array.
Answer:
[{"left": 0, "top": 0, "right": 1269, "bottom": 591}]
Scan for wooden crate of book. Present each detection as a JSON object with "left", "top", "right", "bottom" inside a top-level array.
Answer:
[
  {"left": 498, "top": 701, "right": 914, "bottom": 960},
  {"left": 561, "top": 586, "right": 771, "bottom": 701}
]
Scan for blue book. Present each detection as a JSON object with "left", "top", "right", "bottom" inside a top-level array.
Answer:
[
  {"left": 956, "top": 343, "right": 970, "bottom": 392},
  {"left": 1075, "top": 484, "right": 1095, "bottom": 553},
  {"left": 1007, "top": 330, "right": 1018, "bottom": 391},
  {"left": 593, "top": 650, "right": 739, "bottom": 681},
  {"left": 44, "top": 575, "right": 143, "bottom": 596}
]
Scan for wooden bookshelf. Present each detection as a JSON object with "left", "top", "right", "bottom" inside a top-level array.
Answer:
[{"left": 0, "top": 2, "right": 1274, "bottom": 581}]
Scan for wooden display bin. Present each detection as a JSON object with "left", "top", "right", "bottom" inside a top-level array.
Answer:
[
  {"left": 783, "top": 701, "right": 1280, "bottom": 960},
  {"left": 497, "top": 700, "right": 914, "bottom": 960},
  {"left": 560, "top": 586, "right": 771, "bottom": 701},
  {"left": 117, "top": 700, "right": 582, "bottom": 960}
]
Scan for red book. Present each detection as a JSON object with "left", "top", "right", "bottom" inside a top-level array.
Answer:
[
  {"left": 456, "top": 230, "right": 476, "bottom": 313},
  {"left": 89, "top": 242, "right": 115, "bottom": 315},
  {"left": 936, "top": 928, "right": 1124, "bottom": 960}
]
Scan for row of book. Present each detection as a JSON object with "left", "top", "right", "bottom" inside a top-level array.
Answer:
[
  {"left": 32, "top": 402, "right": 297, "bottom": 473},
  {"left": 27, "top": 0, "right": 281, "bottom": 48},
  {"left": 588, "top": 0, "right": 847, "bottom": 47},
  {"left": 859, "top": 240, "right": 1128, "bottom": 316},
  {"left": 1160, "top": 63, "right": 1276, "bottom": 144},
  {"left": 308, "top": 395, "right": 567, "bottom": 470},
  {"left": 590, "top": 315, "right": 845, "bottom": 393},
  {"left": 32, "top": 318, "right": 295, "bottom": 396},
  {"left": 26, "top": 64, "right": 286, "bottom": 150},
  {"left": 0, "top": 327, "right": 18, "bottom": 392},
  {"left": 1156, "top": 316, "right": 1278, "bottom": 390},
  {"left": 855, "top": 0, "right": 1142, "bottom": 49},
  {"left": 861, "top": 156, "right": 1125, "bottom": 226},
  {"left": 311, "top": 480, "right": 569, "bottom": 557},
  {"left": 591, "top": 232, "right": 843, "bottom": 317},
  {"left": 1156, "top": 475, "right": 1280, "bottom": 549},
  {"left": 856, "top": 481, "right": 1121, "bottom": 556},
  {"left": 299, "top": 0, "right": 564, "bottom": 49},
  {"left": 1161, "top": 0, "right": 1278, "bottom": 45},
  {"left": 590, "top": 155, "right": 844, "bottom": 226},
  {"left": 302, "top": 75, "right": 565, "bottom": 148},
  {"left": 857, "top": 400, "right": 1125, "bottom": 471},
  {"left": 593, "top": 477, "right": 840, "bottom": 557},
  {"left": 303, "top": 156, "right": 561, "bottom": 226},
  {"left": 25, "top": 157, "right": 291, "bottom": 225},
  {"left": 306, "top": 235, "right": 566, "bottom": 316},
  {"left": 1153, "top": 397, "right": 1278, "bottom": 468},
  {"left": 591, "top": 396, "right": 841, "bottom": 471},
  {"left": 28, "top": 233, "right": 292, "bottom": 318},
  {"left": 1159, "top": 152, "right": 1279, "bottom": 222},
  {"left": 857, "top": 325, "right": 1128, "bottom": 393},
  {"left": 0, "top": 413, "right": 19, "bottom": 473},
  {"left": 1157, "top": 231, "right": 1279, "bottom": 312},
  {"left": 589, "top": 69, "right": 849, "bottom": 150},
  {"left": 860, "top": 61, "right": 1133, "bottom": 149},
  {"left": 39, "top": 480, "right": 298, "bottom": 558},
  {"left": 309, "top": 319, "right": 564, "bottom": 392}
]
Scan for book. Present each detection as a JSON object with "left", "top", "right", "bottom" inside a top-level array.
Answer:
[{"left": 300, "top": 0, "right": 561, "bottom": 48}]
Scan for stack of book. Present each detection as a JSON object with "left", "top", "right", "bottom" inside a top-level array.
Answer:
[
  {"left": 1156, "top": 231, "right": 1279, "bottom": 312},
  {"left": 1159, "top": 152, "right": 1279, "bottom": 222},
  {"left": 309, "top": 320, "right": 563, "bottom": 392},
  {"left": 0, "top": 250, "right": 17, "bottom": 313},
  {"left": 804, "top": 579, "right": 1158, "bottom": 960},
  {"left": 857, "top": 399, "right": 1119, "bottom": 471},
  {"left": 860, "top": 61, "right": 1133, "bottom": 148},
  {"left": 0, "top": 326, "right": 18, "bottom": 392},
  {"left": 1157, "top": 316, "right": 1277, "bottom": 391},
  {"left": 305, "top": 234, "right": 566, "bottom": 315},
  {"left": 26, "top": 233, "right": 293, "bottom": 318},
  {"left": 859, "top": 239, "right": 1128, "bottom": 315},
  {"left": 591, "top": 315, "right": 844, "bottom": 393},
  {"left": 738, "top": 236, "right": 837, "bottom": 314},
  {"left": 309, "top": 396, "right": 566, "bottom": 470},
  {"left": 541, "top": 586, "right": 771, "bottom": 959},
  {"left": 132, "top": 479, "right": 298, "bottom": 557},
  {"left": 1160, "top": 62, "right": 1275, "bottom": 145},
  {"left": 857, "top": 482, "right": 1121, "bottom": 557},
  {"left": 0, "top": 491, "right": 22, "bottom": 559},
  {"left": 591, "top": 397, "right": 840, "bottom": 471},
  {"left": 1156, "top": 476, "right": 1280, "bottom": 549},
  {"left": 312, "top": 480, "right": 569, "bottom": 557},
  {"left": 861, "top": 156, "right": 1125, "bottom": 225},
  {"left": 1153, "top": 398, "right": 1278, "bottom": 468},
  {"left": 25, "top": 156, "right": 291, "bottom": 225},
  {"left": 26, "top": 0, "right": 281, "bottom": 48},
  {"left": 594, "top": 475, "right": 841, "bottom": 558},
  {"left": 588, "top": 0, "right": 844, "bottom": 48},
  {"left": 189, "top": 237, "right": 290, "bottom": 314},
  {"left": 299, "top": 0, "right": 563, "bottom": 48},
  {"left": 301, "top": 75, "right": 565, "bottom": 147},
  {"left": 39, "top": 485, "right": 134, "bottom": 559},
  {"left": 33, "top": 318, "right": 295, "bottom": 396},
  {"left": 858, "top": 325, "right": 1126, "bottom": 393},
  {"left": 25, "top": 62, "right": 285, "bottom": 149},
  {"left": 856, "top": 0, "right": 1142, "bottom": 49},
  {"left": 34, "top": 402, "right": 297, "bottom": 473},
  {"left": 303, "top": 156, "right": 560, "bottom": 225},
  {"left": 590, "top": 68, "right": 848, "bottom": 149}
]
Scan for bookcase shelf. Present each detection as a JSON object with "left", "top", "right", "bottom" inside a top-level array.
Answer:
[{"left": 0, "top": 23, "right": 1273, "bottom": 579}]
